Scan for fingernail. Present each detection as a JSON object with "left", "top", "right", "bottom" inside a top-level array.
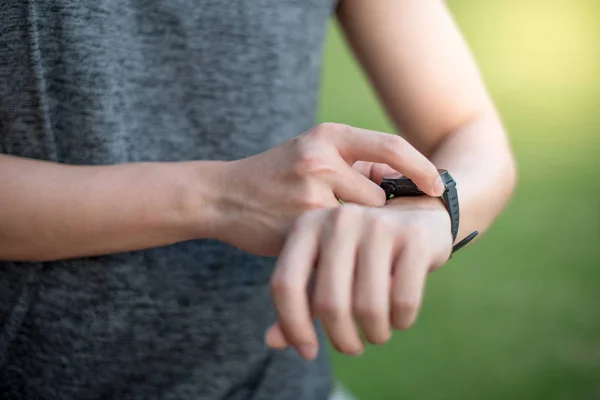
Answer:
[
  {"left": 434, "top": 176, "right": 445, "bottom": 196},
  {"left": 298, "top": 344, "right": 318, "bottom": 360},
  {"left": 350, "top": 347, "right": 364, "bottom": 357}
]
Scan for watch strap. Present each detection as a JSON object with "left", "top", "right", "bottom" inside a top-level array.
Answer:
[
  {"left": 439, "top": 171, "right": 459, "bottom": 242},
  {"left": 380, "top": 170, "right": 478, "bottom": 255}
]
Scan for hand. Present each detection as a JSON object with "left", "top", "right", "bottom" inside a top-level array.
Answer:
[
  {"left": 213, "top": 123, "right": 445, "bottom": 256},
  {"left": 265, "top": 196, "right": 453, "bottom": 360}
]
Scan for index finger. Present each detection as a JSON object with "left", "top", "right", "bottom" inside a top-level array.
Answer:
[{"left": 330, "top": 125, "right": 444, "bottom": 197}]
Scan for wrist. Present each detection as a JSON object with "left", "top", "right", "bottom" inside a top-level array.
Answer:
[
  {"left": 169, "top": 160, "right": 231, "bottom": 241},
  {"left": 386, "top": 195, "right": 452, "bottom": 239},
  {"left": 386, "top": 195, "right": 449, "bottom": 216}
]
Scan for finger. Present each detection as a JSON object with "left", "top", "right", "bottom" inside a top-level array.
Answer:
[
  {"left": 353, "top": 218, "right": 395, "bottom": 344},
  {"left": 330, "top": 162, "right": 387, "bottom": 207},
  {"left": 313, "top": 205, "right": 364, "bottom": 356},
  {"left": 390, "top": 239, "right": 431, "bottom": 330},
  {"left": 353, "top": 161, "right": 409, "bottom": 199},
  {"left": 351, "top": 161, "right": 373, "bottom": 178},
  {"left": 265, "top": 323, "right": 288, "bottom": 349},
  {"left": 270, "top": 210, "right": 323, "bottom": 360},
  {"left": 370, "top": 163, "right": 401, "bottom": 185},
  {"left": 328, "top": 125, "right": 444, "bottom": 197},
  {"left": 353, "top": 162, "right": 401, "bottom": 186},
  {"left": 266, "top": 270, "right": 319, "bottom": 350}
]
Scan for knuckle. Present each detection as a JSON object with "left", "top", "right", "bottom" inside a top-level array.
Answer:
[
  {"left": 404, "top": 234, "right": 430, "bottom": 260},
  {"left": 331, "top": 204, "right": 363, "bottom": 226},
  {"left": 353, "top": 301, "right": 385, "bottom": 324},
  {"left": 269, "top": 276, "right": 295, "bottom": 296},
  {"left": 289, "top": 215, "right": 307, "bottom": 235},
  {"left": 404, "top": 221, "right": 428, "bottom": 242},
  {"left": 393, "top": 315, "right": 417, "bottom": 330},
  {"left": 381, "top": 134, "right": 406, "bottom": 157},
  {"left": 313, "top": 298, "right": 341, "bottom": 322},
  {"left": 292, "top": 209, "right": 317, "bottom": 230},
  {"left": 284, "top": 315, "right": 309, "bottom": 331},
  {"left": 293, "top": 152, "right": 335, "bottom": 178},
  {"left": 391, "top": 298, "right": 420, "bottom": 329},
  {"left": 368, "top": 331, "right": 392, "bottom": 345},
  {"left": 295, "top": 186, "right": 329, "bottom": 211},
  {"left": 306, "top": 123, "right": 331, "bottom": 141},
  {"left": 368, "top": 215, "right": 396, "bottom": 236},
  {"left": 392, "top": 296, "right": 419, "bottom": 314},
  {"left": 335, "top": 341, "right": 363, "bottom": 356},
  {"left": 312, "top": 122, "right": 347, "bottom": 138}
]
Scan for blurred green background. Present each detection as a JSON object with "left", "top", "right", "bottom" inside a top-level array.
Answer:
[{"left": 317, "top": 1, "right": 600, "bottom": 399}]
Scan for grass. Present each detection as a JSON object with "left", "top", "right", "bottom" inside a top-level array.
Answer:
[{"left": 317, "top": 1, "right": 600, "bottom": 399}]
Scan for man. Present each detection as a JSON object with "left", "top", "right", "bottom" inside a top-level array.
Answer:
[{"left": 0, "top": 0, "right": 516, "bottom": 399}]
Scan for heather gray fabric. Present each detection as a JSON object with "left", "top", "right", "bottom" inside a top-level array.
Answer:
[{"left": 0, "top": 1, "right": 338, "bottom": 398}]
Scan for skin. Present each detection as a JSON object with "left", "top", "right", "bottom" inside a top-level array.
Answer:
[
  {"left": 264, "top": 0, "right": 517, "bottom": 359},
  {"left": 0, "top": 126, "right": 441, "bottom": 261},
  {"left": 0, "top": 0, "right": 516, "bottom": 361}
]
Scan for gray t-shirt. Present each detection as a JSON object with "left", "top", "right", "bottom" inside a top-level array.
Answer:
[{"left": 0, "top": 1, "right": 337, "bottom": 398}]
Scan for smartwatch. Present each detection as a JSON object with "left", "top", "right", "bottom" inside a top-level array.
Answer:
[{"left": 380, "top": 169, "right": 478, "bottom": 255}]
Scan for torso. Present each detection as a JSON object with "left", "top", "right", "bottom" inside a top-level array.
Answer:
[{"left": 0, "top": 1, "right": 336, "bottom": 398}]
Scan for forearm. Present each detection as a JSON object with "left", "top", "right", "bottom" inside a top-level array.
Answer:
[
  {"left": 0, "top": 155, "right": 225, "bottom": 261},
  {"left": 429, "top": 111, "right": 516, "bottom": 243},
  {"left": 338, "top": 0, "right": 516, "bottom": 242}
]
